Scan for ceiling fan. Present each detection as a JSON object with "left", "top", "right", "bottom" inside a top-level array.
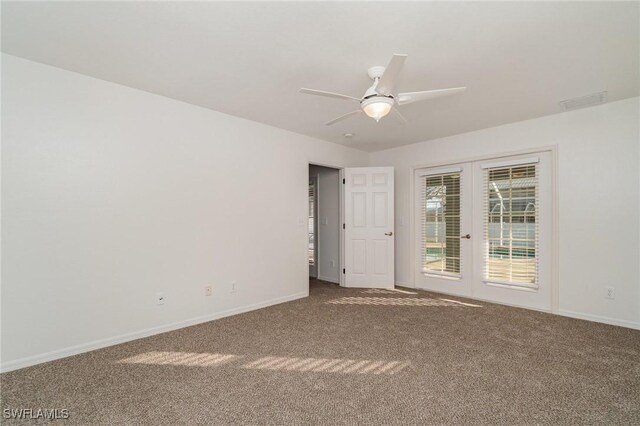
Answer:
[{"left": 299, "top": 54, "right": 466, "bottom": 126}]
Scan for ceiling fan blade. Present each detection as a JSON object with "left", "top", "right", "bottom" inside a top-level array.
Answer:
[
  {"left": 325, "top": 110, "right": 362, "bottom": 126},
  {"left": 396, "top": 87, "right": 467, "bottom": 106},
  {"left": 299, "top": 88, "right": 361, "bottom": 103},
  {"left": 390, "top": 107, "right": 408, "bottom": 124},
  {"left": 376, "top": 53, "right": 408, "bottom": 96}
]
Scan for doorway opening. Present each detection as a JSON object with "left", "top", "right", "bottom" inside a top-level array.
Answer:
[{"left": 308, "top": 164, "right": 341, "bottom": 289}]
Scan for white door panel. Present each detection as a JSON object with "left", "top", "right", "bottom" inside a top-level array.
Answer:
[
  {"left": 344, "top": 167, "right": 394, "bottom": 288},
  {"left": 414, "top": 163, "right": 473, "bottom": 297},
  {"left": 471, "top": 152, "right": 553, "bottom": 311}
]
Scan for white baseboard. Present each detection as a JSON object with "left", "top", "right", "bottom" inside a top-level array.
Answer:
[
  {"left": 559, "top": 310, "right": 640, "bottom": 330},
  {"left": 1, "top": 291, "right": 308, "bottom": 373},
  {"left": 412, "top": 284, "right": 638, "bottom": 329},
  {"left": 317, "top": 275, "right": 339, "bottom": 284}
]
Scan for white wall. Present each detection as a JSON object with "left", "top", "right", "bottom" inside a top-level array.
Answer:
[
  {"left": 3, "top": 53, "right": 638, "bottom": 373},
  {"left": 309, "top": 165, "right": 341, "bottom": 283},
  {"left": 0, "top": 55, "right": 369, "bottom": 371},
  {"left": 371, "top": 97, "right": 640, "bottom": 328}
]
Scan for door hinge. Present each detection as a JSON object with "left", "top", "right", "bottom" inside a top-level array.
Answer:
[
  {"left": 342, "top": 223, "right": 345, "bottom": 230},
  {"left": 343, "top": 268, "right": 345, "bottom": 274},
  {"left": 342, "top": 178, "right": 345, "bottom": 184}
]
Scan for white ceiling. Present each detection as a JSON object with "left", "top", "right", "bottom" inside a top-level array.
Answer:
[{"left": 2, "top": 1, "right": 638, "bottom": 152}]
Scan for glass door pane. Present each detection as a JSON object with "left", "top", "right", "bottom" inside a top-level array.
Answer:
[
  {"left": 422, "top": 173, "right": 462, "bottom": 276},
  {"left": 485, "top": 164, "right": 538, "bottom": 286}
]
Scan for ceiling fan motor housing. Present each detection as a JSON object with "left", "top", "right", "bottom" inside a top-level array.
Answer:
[{"left": 367, "top": 66, "right": 387, "bottom": 80}]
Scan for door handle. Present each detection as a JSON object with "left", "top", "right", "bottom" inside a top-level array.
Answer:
[
  {"left": 460, "top": 234, "right": 471, "bottom": 239},
  {"left": 385, "top": 232, "right": 393, "bottom": 236}
]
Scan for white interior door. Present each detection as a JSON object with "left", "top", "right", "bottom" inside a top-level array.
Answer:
[
  {"left": 343, "top": 167, "right": 395, "bottom": 288},
  {"left": 413, "top": 163, "right": 474, "bottom": 296}
]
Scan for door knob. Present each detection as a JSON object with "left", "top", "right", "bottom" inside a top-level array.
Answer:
[
  {"left": 460, "top": 234, "right": 471, "bottom": 239},
  {"left": 385, "top": 232, "right": 393, "bottom": 236}
]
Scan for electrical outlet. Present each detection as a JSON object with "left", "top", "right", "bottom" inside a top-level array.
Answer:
[
  {"left": 231, "top": 281, "right": 237, "bottom": 293},
  {"left": 156, "top": 292, "right": 165, "bottom": 305},
  {"left": 204, "top": 286, "right": 213, "bottom": 296},
  {"left": 605, "top": 286, "right": 615, "bottom": 299}
]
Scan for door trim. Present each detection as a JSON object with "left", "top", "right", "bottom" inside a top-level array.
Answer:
[
  {"left": 308, "top": 162, "right": 345, "bottom": 287},
  {"left": 408, "top": 146, "right": 559, "bottom": 314},
  {"left": 340, "top": 168, "right": 345, "bottom": 287}
]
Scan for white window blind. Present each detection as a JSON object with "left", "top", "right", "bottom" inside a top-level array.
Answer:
[
  {"left": 483, "top": 163, "right": 539, "bottom": 288},
  {"left": 417, "top": 166, "right": 462, "bottom": 177},
  {"left": 419, "top": 172, "right": 462, "bottom": 277}
]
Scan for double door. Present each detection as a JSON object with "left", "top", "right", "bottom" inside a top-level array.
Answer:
[{"left": 414, "top": 152, "right": 553, "bottom": 311}]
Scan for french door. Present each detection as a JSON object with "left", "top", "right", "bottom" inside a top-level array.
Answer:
[
  {"left": 414, "top": 152, "right": 553, "bottom": 311},
  {"left": 414, "top": 163, "right": 474, "bottom": 296}
]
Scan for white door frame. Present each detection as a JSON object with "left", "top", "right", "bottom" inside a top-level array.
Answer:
[
  {"left": 408, "top": 146, "right": 559, "bottom": 314},
  {"left": 308, "top": 162, "right": 346, "bottom": 287},
  {"left": 339, "top": 168, "right": 345, "bottom": 287}
]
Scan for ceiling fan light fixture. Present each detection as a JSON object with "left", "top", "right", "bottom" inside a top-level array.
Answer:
[
  {"left": 299, "top": 53, "right": 466, "bottom": 127},
  {"left": 361, "top": 96, "right": 394, "bottom": 122}
]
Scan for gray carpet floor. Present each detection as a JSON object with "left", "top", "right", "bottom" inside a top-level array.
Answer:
[{"left": 1, "top": 279, "right": 639, "bottom": 425}]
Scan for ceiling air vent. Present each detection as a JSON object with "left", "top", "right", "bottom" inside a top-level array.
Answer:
[{"left": 559, "top": 91, "right": 608, "bottom": 111}]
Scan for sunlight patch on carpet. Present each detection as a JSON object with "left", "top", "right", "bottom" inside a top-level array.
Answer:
[
  {"left": 242, "top": 356, "right": 410, "bottom": 375},
  {"left": 326, "top": 297, "right": 482, "bottom": 307},
  {"left": 361, "top": 288, "right": 419, "bottom": 295},
  {"left": 117, "top": 351, "right": 240, "bottom": 367},
  {"left": 117, "top": 352, "right": 411, "bottom": 375}
]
